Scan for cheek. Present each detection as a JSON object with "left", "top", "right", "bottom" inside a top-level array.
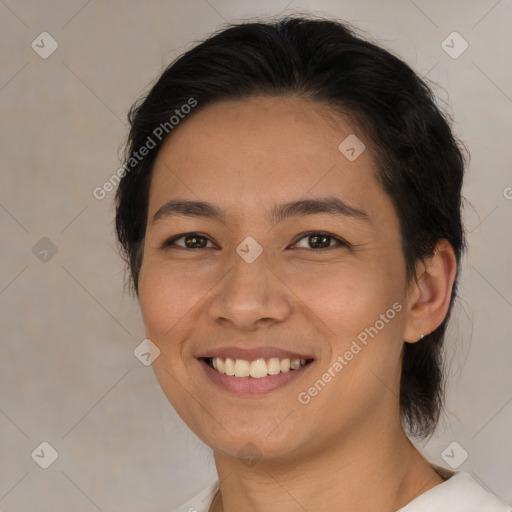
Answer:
[
  {"left": 138, "top": 257, "right": 213, "bottom": 338},
  {"left": 285, "top": 253, "right": 407, "bottom": 402},
  {"left": 295, "top": 264, "right": 406, "bottom": 427},
  {"left": 281, "top": 257, "right": 404, "bottom": 340},
  {"left": 137, "top": 259, "right": 206, "bottom": 417}
]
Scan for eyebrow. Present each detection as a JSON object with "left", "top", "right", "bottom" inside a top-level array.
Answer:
[{"left": 151, "top": 196, "right": 370, "bottom": 226}]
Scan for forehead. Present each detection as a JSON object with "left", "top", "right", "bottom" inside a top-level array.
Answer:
[{"left": 148, "top": 96, "right": 390, "bottom": 226}]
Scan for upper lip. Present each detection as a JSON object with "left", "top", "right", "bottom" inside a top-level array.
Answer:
[{"left": 196, "top": 346, "right": 314, "bottom": 361}]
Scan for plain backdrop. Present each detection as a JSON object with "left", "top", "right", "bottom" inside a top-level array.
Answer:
[{"left": 0, "top": 0, "right": 511, "bottom": 510}]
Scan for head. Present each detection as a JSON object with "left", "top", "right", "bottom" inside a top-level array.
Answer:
[{"left": 115, "top": 17, "right": 466, "bottom": 459}]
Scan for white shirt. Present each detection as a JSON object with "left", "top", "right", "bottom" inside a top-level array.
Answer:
[{"left": 173, "top": 469, "right": 511, "bottom": 512}]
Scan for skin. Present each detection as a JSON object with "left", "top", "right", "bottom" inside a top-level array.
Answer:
[{"left": 137, "top": 96, "right": 457, "bottom": 512}]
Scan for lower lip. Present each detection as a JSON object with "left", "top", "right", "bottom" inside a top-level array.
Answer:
[{"left": 198, "top": 359, "right": 314, "bottom": 395}]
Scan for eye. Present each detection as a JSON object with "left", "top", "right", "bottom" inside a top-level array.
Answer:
[
  {"left": 162, "top": 231, "right": 349, "bottom": 251},
  {"left": 290, "top": 232, "right": 349, "bottom": 250},
  {"left": 163, "top": 232, "right": 216, "bottom": 249}
]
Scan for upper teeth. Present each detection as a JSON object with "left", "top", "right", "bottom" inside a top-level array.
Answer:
[{"left": 211, "top": 357, "right": 307, "bottom": 378}]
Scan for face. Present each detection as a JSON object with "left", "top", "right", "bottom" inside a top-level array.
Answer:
[{"left": 138, "top": 96, "right": 411, "bottom": 463}]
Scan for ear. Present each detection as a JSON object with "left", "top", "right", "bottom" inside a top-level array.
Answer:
[{"left": 403, "top": 239, "right": 458, "bottom": 343}]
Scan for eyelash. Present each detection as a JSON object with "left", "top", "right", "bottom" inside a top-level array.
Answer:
[{"left": 162, "top": 231, "right": 350, "bottom": 251}]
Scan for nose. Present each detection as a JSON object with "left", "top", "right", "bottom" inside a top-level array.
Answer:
[{"left": 208, "top": 248, "right": 293, "bottom": 331}]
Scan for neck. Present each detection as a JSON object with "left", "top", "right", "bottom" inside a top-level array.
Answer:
[{"left": 210, "top": 417, "right": 443, "bottom": 512}]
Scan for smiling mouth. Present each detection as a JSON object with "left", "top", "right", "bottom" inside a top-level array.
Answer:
[{"left": 201, "top": 357, "right": 315, "bottom": 378}]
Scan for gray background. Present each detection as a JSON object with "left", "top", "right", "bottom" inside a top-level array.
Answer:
[{"left": 0, "top": 0, "right": 511, "bottom": 510}]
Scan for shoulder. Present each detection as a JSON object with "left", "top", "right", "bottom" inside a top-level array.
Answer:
[
  {"left": 174, "top": 473, "right": 511, "bottom": 512},
  {"left": 172, "top": 481, "right": 219, "bottom": 512},
  {"left": 398, "top": 471, "right": 511, "bottom": 512}
]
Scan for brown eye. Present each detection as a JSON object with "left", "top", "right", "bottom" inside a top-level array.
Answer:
[
  {"left": 292, "top": 232, "right": 348, "bottom": 250},
  {"left": 163, "top": 233, "right": 215, "bottom": 249},
  {"left": 307, "top": 234, "right": 331, "bottom": 249},
  {"left": 183, "top": 235, "right": 208, "bottom": 248}
]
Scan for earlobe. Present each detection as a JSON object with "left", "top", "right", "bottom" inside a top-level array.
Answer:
[{"left": 403, "top": 239, "right": 457, "bottom": 343}]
